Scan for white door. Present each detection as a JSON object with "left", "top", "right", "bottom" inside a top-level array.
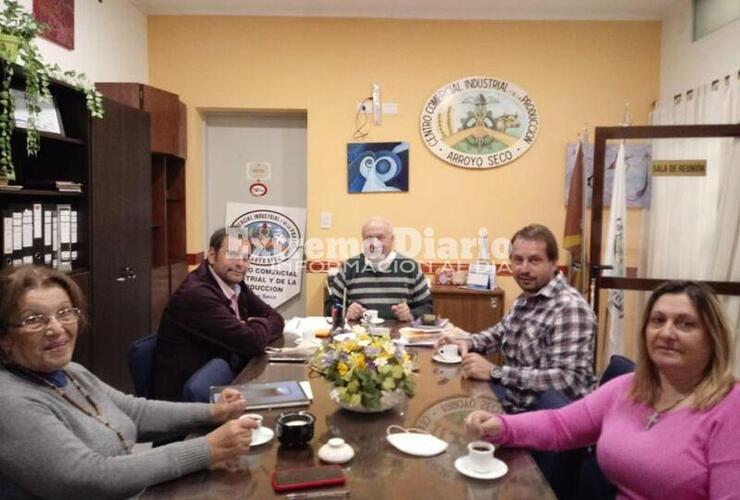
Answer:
[{"left": 204, "top": 112, "right": 307, "bottom": 318}]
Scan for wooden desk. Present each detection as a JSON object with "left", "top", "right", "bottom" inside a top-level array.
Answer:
[
  {"left": 142, "top": 325, "right": 554, "bottom": 500},
  {"left": 432, "top": 285, "right": 505, "bottom": 332}
]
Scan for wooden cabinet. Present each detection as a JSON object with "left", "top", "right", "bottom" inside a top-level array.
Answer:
[
  {"left": 141, "top": 85, "right": 180, "bottom": 156},
  {"left": 1, "top": 65, "right": 152, "bottom": 391},
  {"left": 97, "top": 83, "right": 184, "bottom": 157},
  {"left": 89, "top": 98, "right": 151, "bottom": 392},
  {"left": 431, "top": 285, "right": 505, "bottom": 333},
  {"left": 97, "top": 82, "right": 188, "bottom": 330},
  {"left": 150, "top": 153, "right": 187, "bottom": 330}
]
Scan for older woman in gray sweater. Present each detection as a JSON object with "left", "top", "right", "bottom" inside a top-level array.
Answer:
[{"left": 0, "top": 265, "right": 257, "bottom": 499}]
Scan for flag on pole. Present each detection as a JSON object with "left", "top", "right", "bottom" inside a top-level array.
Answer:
[
  {"left": 564, "top": 140, "right": 584, "bottom": 289},
  {"left": 603, "top": 143, "right": 627, "bottom": 356}
]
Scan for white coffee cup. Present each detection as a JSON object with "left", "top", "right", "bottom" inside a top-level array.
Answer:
[
  {"left": 362, "top": 309, "right": 379, "bottom": 323},
  {"left": 467, "top": 441, "right": 495, "bottom": 473},
  {"left": 237, "top": 414, "right": 263, "bottom": 469},
  {"left": 241, "top": 413, "right": 263, "bottom": 430},
  {"left": 302, "top": 328, "right": 316, "bottom": 343},
  {"left": 438, "top": 343, "right": 459, "bottom": 361}
]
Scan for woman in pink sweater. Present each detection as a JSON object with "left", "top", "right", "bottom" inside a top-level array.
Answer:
[{"left": 465, "top": 281, "right": 739, "bottom": 500}]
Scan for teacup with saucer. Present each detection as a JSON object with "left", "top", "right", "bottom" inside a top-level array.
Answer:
[
  {"left": 240, "top": 413, "right": 274, "bottom": 446},
  {"left": 454, "top": 441, "right": 508, "bottom": 480},
  {"left": 433, "top": 343, "right": 462, "bottom": 364}
]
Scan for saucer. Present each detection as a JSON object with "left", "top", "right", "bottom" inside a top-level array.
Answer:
[
  {"left": 332, "top": 332, "right": 357, "bottom": 342},
  {"left": 368, "top": 326, "right": 390, "bottom": 336},
  {"left": 432, "top": 353, "right": 462, "bottom": 364},
  {"left": 250, "top": 426, "right": 275, "bottom": 447},
  {"left": 361, "top": 318, "right": 384, "bottom": 325},
  {"left": 386, "top": 425, "right": 448, "bottom": 457},
  {"left": 293, "top": 338, "right": 322, "bottom": 347},
  {"left": 454, "top": 456, "right": 508, "bottom": 480}
]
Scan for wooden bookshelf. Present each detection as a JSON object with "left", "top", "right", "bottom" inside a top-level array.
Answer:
[
  {"left": 97, "top": 82, "right": 189, "bottom": 330},
  {"left": 1, "top": 64, "right": 152, "bottom": 392}
]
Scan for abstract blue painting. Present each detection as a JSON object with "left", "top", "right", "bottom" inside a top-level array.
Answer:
[{"left": 348, "top": 142, "right": 409, "bottom": 193}]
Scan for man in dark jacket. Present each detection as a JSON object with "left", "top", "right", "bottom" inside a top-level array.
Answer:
[{"left": 152, "top": 227, "right": 284, "bottom": 401}]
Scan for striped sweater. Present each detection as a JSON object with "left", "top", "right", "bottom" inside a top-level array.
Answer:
[{"left": 330, "top": 253, "right": 433, "bottom": 320}]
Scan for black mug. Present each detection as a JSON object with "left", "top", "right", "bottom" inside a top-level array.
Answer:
[{"left": 276, "top": 411, "right": 315, "bottom": 447}]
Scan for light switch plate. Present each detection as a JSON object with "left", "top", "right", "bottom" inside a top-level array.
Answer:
[{"left": 320, "top": 212, "right": 332, "bottom": 229}]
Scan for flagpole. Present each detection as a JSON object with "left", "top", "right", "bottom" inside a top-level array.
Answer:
[
  {"left": 580, "top": 123, "right": 588, "bottom": 295},
  {"left": 567, "top": 133, "right": 579, "bottom": 288},
  {"left": 601, "top": 104, "right": 631, "bottom": 363}
]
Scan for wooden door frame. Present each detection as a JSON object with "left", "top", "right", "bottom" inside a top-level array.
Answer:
[{"left": 589, "top": 124, "right": 740, "bottom": 360}]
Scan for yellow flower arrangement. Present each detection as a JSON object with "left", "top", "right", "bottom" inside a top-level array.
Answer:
[{"left": 311, "top": 328, "right": 416, "bottom": 411}]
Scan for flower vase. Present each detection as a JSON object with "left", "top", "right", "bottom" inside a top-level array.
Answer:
[{"left": 330, "top": 388, "right": 405, "bottom": 413}]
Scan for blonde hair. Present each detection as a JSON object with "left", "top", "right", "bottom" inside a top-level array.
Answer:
[{"left": 630, "top": 281, "right": 736, "bottom": 410}]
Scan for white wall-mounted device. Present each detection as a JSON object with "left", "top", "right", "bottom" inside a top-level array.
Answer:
[{"left": 372, "top": 83, "right": 382, "bottom": 126}]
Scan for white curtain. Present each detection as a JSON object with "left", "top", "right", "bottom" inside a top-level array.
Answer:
[{"left": 642, "top": 75, "right": 740, "bottom": 375}]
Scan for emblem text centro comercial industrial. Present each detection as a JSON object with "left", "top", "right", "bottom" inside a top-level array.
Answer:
[{"left": 420, "top": 76, "right": 540, "bottom": 169}]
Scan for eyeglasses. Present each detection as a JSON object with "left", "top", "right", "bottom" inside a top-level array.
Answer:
[{"left": 12, "top": 307, "right": 81, "bottom": 332}]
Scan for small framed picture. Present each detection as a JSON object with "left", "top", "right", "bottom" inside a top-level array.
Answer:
[
  {"left": 347, "top": 141, "right": 409, "bottom": 193},
  {"left": 11, "top": 88, "right": 65, "bottom": 136}
]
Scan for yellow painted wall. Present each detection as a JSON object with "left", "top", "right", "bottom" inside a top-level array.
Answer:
[{"left": 148, "top": 16, "right": 660, "bottom": 359}]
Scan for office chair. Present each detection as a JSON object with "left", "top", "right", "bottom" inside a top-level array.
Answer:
[
  {"left": 531, "top": 388, "right": 582, "bottom": 500},
  {"left": 181, "top": 358, "right": 235, "bottom": 403},
  {"left": 599, "top": 354, "right": 636, "bottom": 385},
  {"left": 532, "top": 355, "right": 637, "bottom": 500},
  {"left": 574, "top": 354, "right": 636, "bottom": 500},
  {"left": 127, "top": 333, "right": 159, "bottom": 398}
]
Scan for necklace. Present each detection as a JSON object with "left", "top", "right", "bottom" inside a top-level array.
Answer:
[
  {"left": 11, "top": 367, "right": 131, "bottom": 453},
  {"left": 645, "top": 393, "right": 690, "bottom": 430}
]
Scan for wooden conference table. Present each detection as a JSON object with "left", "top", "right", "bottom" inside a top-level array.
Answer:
[{"left": 142, "top": 324, "right": 556, "bottom": 500}]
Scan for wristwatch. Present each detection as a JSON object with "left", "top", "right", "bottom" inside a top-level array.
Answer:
[{"left": 489, "top": 366, "right": 504, "bottom": 381}]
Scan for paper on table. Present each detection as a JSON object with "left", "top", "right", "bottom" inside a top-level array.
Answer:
[
  {"left": 299, "top": 381, "right": 313, "bottom": 400},
  {"left": 396, "top": 326, "right": 469, "bottom": 346},
  {"left": 397, "top": 327, "right": 443, "bottom": 346},
  {"left": 284, "top": 316, "right": 332, "bottom": 335}
]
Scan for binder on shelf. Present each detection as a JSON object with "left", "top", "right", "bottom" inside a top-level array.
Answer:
[
  {"left": 32, "top": 203, "right": 44, "bottom": 264},
  {"left": 2, "top": 209, "right": 12, "bottom": 266},
  {"left": 21, "top": 207, "right": 33, "bottom": 265},
  {"left": 57, "top": 204, "right": 72, "bottom": 271},
  {"left": 43, "top": 204, "right": 54, "bottom": 266},
  {"left": 51, "top": 209, "right": 59, "bottom": 269},
  {"left": 71, "top": 210, "right": 78, "bottom": 261},
  {"left": 11, "top": 209, "right": 22, "bottom": 266}
]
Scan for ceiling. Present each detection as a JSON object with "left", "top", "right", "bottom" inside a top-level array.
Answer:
[{"left": 131, "top": 0, "right": 677, "bottom": 21}]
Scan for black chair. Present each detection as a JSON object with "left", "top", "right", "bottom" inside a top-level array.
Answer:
[
  {"left": 574, "top": 355, "right": 636, "bottom": 500},
  {"left": 127, "top": 333, "right": 236, "bottom": 403},
  {"left": 530, "top": 388, "right": 584, "bottom": 500},
  {"left": 599, "top": 354, "right": 636, "bottom": 385},
  {"left": 127, "top": 333, "right": 158, "bottom": 398}
]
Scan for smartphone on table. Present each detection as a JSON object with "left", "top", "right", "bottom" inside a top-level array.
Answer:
[{"left": 271, "top": 465, "right": 346, "bottom": 492}]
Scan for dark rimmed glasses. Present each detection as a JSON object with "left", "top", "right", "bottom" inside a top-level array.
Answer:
[{"left": 11, "top": 307, "right": 81, "bottom": 333}]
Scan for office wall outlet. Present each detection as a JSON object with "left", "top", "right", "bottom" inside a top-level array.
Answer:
[{"left": 320, "top": 212, "right": 332, "bottom": 229}]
